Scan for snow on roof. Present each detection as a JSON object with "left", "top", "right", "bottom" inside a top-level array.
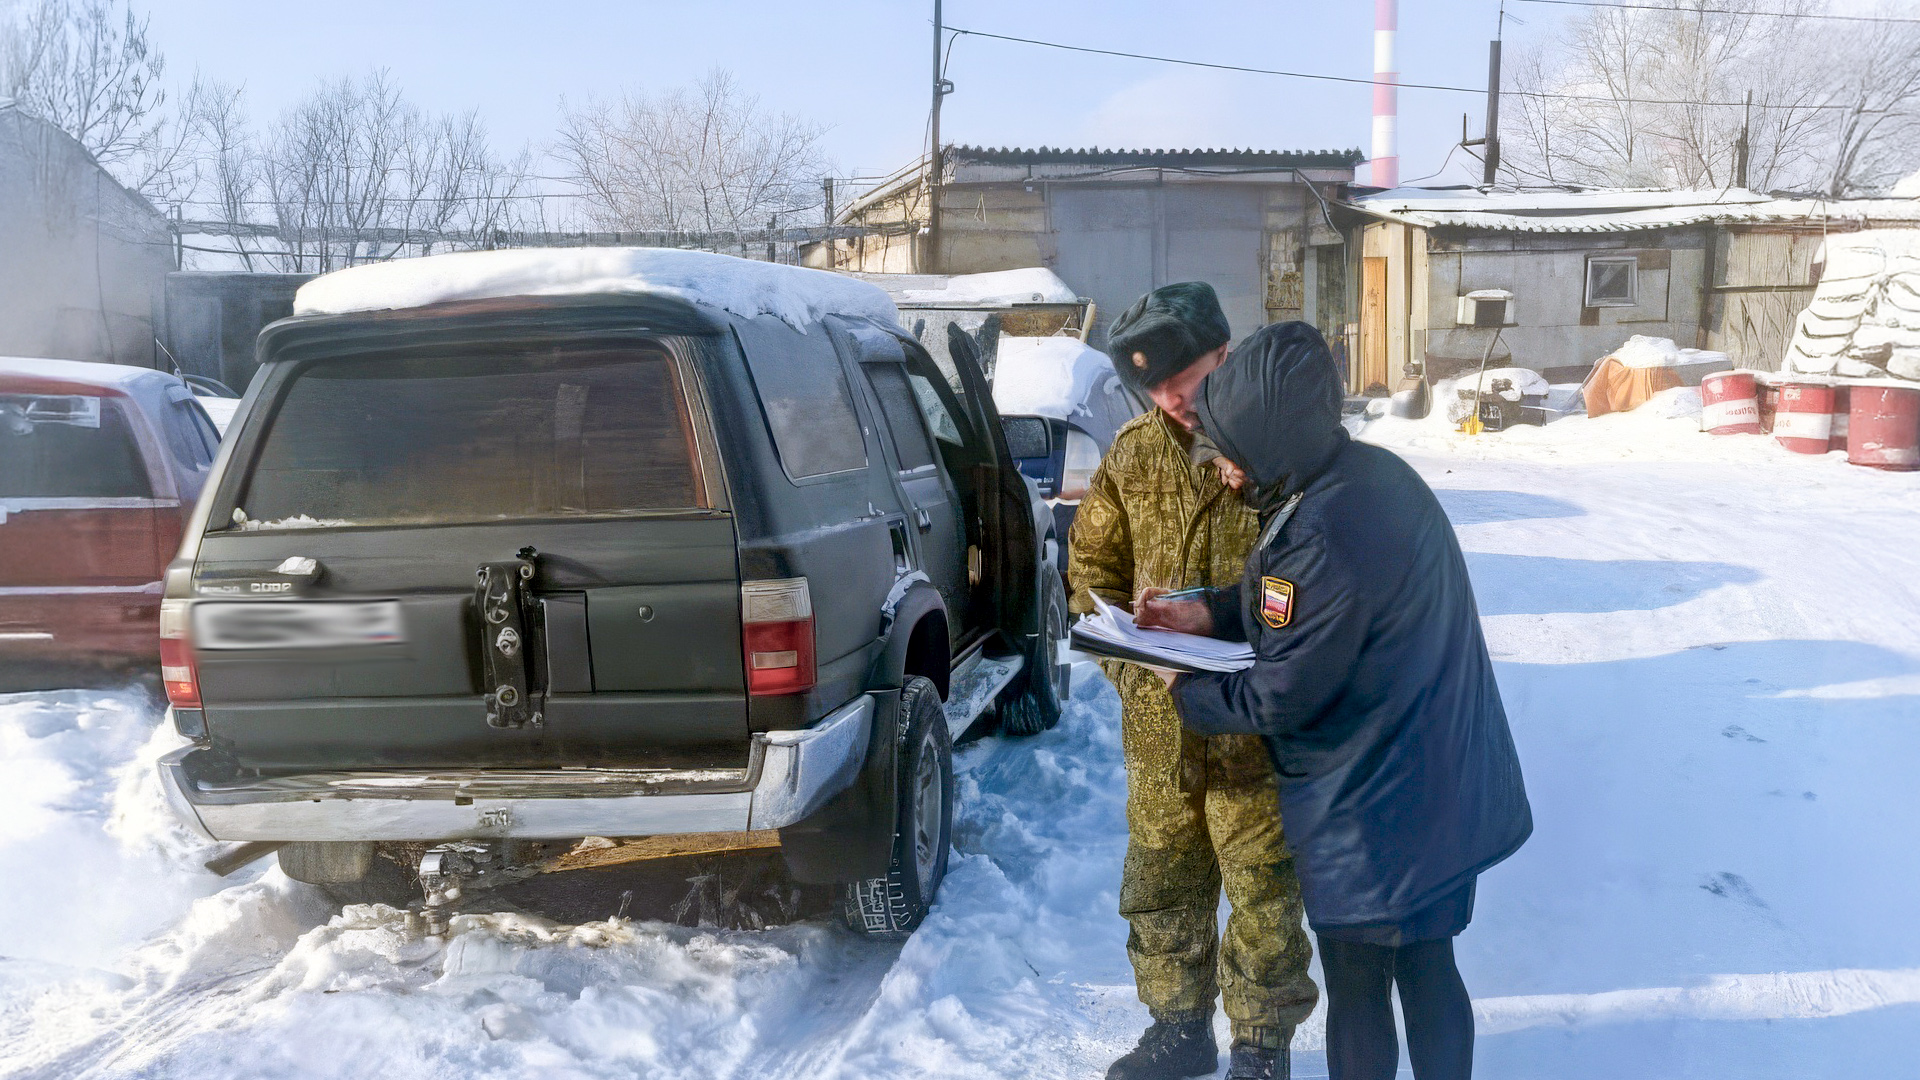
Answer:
[
  {"left": 1892, "top": 170, "right": 1920, "bottom": 198},
  {"left": 293, "top": 248, "right": 900, "bottom": 330},
  {"left": 991, "top": 337, "right": 1115, "bottom": 420},
  {"left": 851, "top": 268, "right": 1080, "bottom": 307},
  {"left": 0, "top": 355, "right": 172, "bottom": 390},
  {"left": 1350, "top": 187, "right": 1920, "bottom": 233}
]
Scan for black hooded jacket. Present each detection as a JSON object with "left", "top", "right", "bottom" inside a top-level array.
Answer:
[{"left": 1173, "top": 322, "right": 1533, "bottom": 932}]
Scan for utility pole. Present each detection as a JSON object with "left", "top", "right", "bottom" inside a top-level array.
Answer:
[
  {"left": 1483, "top": 39, "right": 1503, "bottom": 187},
  {"left": 1735, "top": 90, "right": 1753, "bottom": 190},
  {"left": 823, "top": 177, "right": 835, "bottom": 230},
  {"left": 927, "top": 0, "right": 953, "bottom": 273}
]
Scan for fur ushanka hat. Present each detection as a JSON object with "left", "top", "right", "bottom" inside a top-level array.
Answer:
[{"left": 1106, "top": 281, "right": 1233, "bottom": 394}]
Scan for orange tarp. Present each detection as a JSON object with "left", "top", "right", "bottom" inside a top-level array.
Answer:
[{"left": 1582, "top": 357, "right": 1684, "bottom": 417}]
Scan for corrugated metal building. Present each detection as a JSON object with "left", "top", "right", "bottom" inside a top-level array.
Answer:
[
  {"left": 821, "top": 146, "right": 1363, "bottom": 349},
  {"left": 1342, "top": 187, "right": 1920, "bottom": 388}
]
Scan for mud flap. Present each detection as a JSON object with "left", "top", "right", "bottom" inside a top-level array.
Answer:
[{"left": 776, "top": 690, "right": 899, "bottom": 884}]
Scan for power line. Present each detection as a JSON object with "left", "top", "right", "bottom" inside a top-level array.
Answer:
[
  {"left": 946, "top": 25, "right": 1878, "bottom": 110},
  {"left": 948, "top": 27, "right": 1479, "bottom": 95},
  {"left": 1511, "top": 0, "right": 1920, "bottom": 24}
]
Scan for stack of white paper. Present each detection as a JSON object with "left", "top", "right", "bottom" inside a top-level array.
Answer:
[{"left": 1071, "top": 594, "right": 1255, "bottom": 673}]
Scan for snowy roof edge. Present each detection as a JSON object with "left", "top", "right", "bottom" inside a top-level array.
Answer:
[{"left": 1345, "top": 189, "right": 1920, "bottom": 233}]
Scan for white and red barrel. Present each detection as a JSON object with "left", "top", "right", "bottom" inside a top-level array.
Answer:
[
  {"left": 1755, "top": 372, "right": 1780, "bottom": 433},
  {"left": 1847, "top": 384, "right": 1920, "bottom": 470},
  {"left": 1372, "top": 0, "right": 1398, "bottom": 188},
  {"left": 1772, "top": 380, "right": 1834, "bottom": 454},
  {"left": 1700, "top": 371, "right": 1763, "bottom": 435}
]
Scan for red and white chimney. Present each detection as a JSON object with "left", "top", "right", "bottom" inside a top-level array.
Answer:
[{"left": 1372, "top": 0, "right": 1399, "bottom": 189}]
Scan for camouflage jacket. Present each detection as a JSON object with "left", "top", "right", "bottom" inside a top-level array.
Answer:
[{"left": 1069, "top": 409, "right": 1259, "bottom": 618}]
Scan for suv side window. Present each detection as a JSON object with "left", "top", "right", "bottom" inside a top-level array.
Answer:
[
  {"left": 734, "top": 316, "right": 867, "bottom": 480},
  {"left": 905, "top": 371, "right": 965, "bottom": 451},
  {"left": 862, "top": 361, "right": 937, "bottom": 473}
]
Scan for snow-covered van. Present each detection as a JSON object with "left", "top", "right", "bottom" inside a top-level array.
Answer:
[
  {"left": 992, "top": 336, "right": 1145, "bottom": 573},
  {"left": 155, "top": 249, "right": 1069, "bottom": 937}
]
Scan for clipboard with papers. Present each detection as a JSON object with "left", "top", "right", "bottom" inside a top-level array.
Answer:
[{"left": 1069, "top": 593, "right": 1255, "bottom": 674}]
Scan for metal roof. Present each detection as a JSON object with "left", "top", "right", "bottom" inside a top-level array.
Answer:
[
  {"left": 948, "top": 146, "right": 1365, "bottom": 169},
  {"left": 1348, "top": 186, "right": 1920, "bottom": 233}
]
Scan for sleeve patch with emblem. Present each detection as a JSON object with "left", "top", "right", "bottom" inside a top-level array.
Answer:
[{"left": 1260, "top": 576, "right": 1295, "bottom": 628}]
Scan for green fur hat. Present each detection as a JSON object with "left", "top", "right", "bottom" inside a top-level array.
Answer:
[{"left": 1106, "top": 282, "right": 1232, "bottom": 393}]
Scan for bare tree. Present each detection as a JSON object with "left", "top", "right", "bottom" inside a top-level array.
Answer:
[
  {"left": 256, "top": 71, "right": 534, "bottom": 272},
  {"left": 180, "top": 77, "right": 265, "bottom": 268},
  {"left": 1503, "top": 0, "right": 1919, "bottom": 194},
  {"left": 1, "top": 0, "right": 170, "bottom": 178},
  {"left": 557, "top": 68, "right": 829, "bottom": 238},
  {"left": 1815, "top": 7, "right": 1920, "bottom": 195}
]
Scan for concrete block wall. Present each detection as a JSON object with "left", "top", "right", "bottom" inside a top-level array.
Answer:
[{"left": 1423, "top": 229, "right": 1708, "bottom": 379}]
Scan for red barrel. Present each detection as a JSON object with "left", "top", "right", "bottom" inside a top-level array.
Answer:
[
  {"left": 1701, "top": 371, "right": 1763, "bottom": 434},
  {"left": 1830, "top": 385, "right": 1851, "bottom": 452},
  {"left": 1848, "top": 385, "right": 1920, "bottom": 470},
  {"left": 1773, "top": 382, "right": 1834, "bottom": 454}
]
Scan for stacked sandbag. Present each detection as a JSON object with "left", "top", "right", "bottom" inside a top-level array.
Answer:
[{"left": 1781, "top": 232, "right": 1920, "bottom": 382}]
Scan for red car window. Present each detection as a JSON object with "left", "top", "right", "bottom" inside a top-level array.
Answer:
[{"left": 0, "top": 394, "right": 152, "bottom": 499}]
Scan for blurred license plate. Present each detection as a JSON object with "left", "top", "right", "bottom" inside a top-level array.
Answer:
[{"left": 194, "top": 601, "right": 404, "bottom": 650}]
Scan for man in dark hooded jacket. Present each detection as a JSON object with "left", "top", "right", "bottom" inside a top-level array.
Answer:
[{"left": 1138, "top": 322, "right": 1532, "bottom": 1080}]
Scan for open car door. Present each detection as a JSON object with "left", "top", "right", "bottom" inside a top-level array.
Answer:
[{"left": 897, "top": 326, "right": 1040, "bottom": 638}]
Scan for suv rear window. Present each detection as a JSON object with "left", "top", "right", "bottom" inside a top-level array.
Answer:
[
  {"left": 0, "top": 394, "right": 151, "bottom": 499},
  {"left": 234, "top": 345, "right": 702, "bottom": 528}
]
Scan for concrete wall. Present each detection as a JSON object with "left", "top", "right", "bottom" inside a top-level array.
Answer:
[
  {"left": 160, "top": 272, "right": 313, "bottom": 392},
  {"left": 0, "top": 108, "right": 172, "bottom": 368},
  {"left": 1421, "top": 228, "right": 1708, "bottom": 380}
]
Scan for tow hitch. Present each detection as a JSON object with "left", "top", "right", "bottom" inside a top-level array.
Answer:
[{"left": 415, "top": 840, "right": 551, "bottom": 935}]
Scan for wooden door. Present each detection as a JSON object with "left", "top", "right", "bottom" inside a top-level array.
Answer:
[{"left": 1360, "top": 256, "right": 1390, "bottom": 392}]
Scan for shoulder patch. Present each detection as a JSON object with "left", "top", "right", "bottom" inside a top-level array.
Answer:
[{"left": 1260, "top": 576, "right": 1295, "bottom": 629}]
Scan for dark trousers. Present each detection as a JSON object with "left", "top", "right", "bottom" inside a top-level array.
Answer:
[{"left": 1316, "top": 936, "right": 1473, "bottom": 1080}]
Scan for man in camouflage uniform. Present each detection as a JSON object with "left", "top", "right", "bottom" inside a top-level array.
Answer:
[{"left": 1071, "top": 283, "right": 1317, "bottom": 1080}]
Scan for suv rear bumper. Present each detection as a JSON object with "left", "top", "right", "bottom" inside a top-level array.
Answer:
[{"left": 159, "top": 694, "right": 874, "bottom": 842}]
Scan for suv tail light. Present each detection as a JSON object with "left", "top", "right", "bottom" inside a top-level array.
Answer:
[
  {"left": 741, "top": 578, "right": 815, "bottom": 696},
  {"left": 159, "top": 599, "right": 201, "bottom": 708}
]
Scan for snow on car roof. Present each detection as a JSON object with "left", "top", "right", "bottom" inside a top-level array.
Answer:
[
  {"left": 991, "top": 336, "right": 1116, "bottom": 420},
  {"left": 848, "top": 268, "right": 1080, "bottom": 308},
  {"left": 892, "top": 268, "right": 1079, "bottom": 307},
  {"left": 293, "top": 247, "right": 900, "bottom": 330},
  {"left": 0, "top": 355, "right": 175, "bottom": 391}
]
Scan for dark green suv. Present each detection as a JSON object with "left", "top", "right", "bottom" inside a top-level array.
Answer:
[{"left": 157, "top": 250, "right": 1070, "bottom": 937}]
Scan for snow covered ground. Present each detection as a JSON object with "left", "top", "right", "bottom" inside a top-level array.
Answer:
[{"left": 3, "top": 397, "right": 1918, "bottom": 1079}]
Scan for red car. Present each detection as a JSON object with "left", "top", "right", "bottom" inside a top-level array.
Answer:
[{"left": 1, "top": 357, "right": 223, "bottom": 688}]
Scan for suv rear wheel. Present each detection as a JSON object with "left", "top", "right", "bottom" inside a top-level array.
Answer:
[
  {"left": 998, "top": 568, "right": 1070, "bottom": 736},
  {"left": 841, "top": 676, "right": 952, "bottom": 939}
]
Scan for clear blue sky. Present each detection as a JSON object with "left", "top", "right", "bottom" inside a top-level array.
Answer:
[{"left": 141, "top": 0, "right": 1569, "bottom": 187}]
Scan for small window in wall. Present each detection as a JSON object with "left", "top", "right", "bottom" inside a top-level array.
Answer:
[{"left": 1585, "top": 256, "right": 1638, "bottom": 307}]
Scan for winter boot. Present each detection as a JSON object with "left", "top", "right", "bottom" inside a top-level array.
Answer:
[
  {"left": 1106, "top": 1018, "right": 1217, "bottom": 1080},
  {"left": 1225, "top": 1040, "right": 1289, "bottom": 1080}
]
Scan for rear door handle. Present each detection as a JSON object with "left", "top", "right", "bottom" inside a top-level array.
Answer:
[{"left": 916, "top": 508, "right": 932, "bottom": 529}]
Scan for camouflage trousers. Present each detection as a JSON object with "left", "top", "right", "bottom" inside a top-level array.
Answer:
[{"left": 1109, "top": 662, "right": 1320, "bottom": 1046}]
